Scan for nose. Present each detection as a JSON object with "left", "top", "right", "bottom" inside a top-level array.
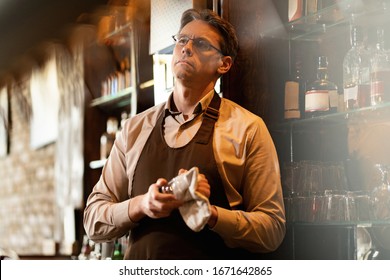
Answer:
[{"left": 181, "top": 39, "right": 194, "bottom": 55}]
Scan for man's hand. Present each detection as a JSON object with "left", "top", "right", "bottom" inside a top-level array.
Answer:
[
  {"left": 178, "top": 168, "right": 210, "bottom": 199},
  {"left": 178, "top": 169, "right": 217, "bottom": 227},
  {"left": 129, "top": 178, "right": 183, "bottom": 222}
]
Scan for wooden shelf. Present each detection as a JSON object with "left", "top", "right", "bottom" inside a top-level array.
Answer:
[{"left": 90, "top": 87, "right": 135, "bottom": 110}]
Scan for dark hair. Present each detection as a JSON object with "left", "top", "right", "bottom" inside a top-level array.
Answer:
[{"left": 179, "top": 9, "right": 239, "bottom": 61}]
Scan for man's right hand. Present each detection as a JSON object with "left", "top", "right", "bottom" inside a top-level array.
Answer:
[{"left": 128, "top": 178, "right": 184, "bottom": 222}]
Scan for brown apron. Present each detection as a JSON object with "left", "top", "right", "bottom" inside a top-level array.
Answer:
[{"left": 127, "top": 92, "right": 255, "bottom": 259}]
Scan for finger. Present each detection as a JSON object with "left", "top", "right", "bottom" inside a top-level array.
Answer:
[
  {"left": 156, "top": 178, "right": 168, "bottom": 188},
  {"left": 196, "top": 184, "right": 210, "bottom": 198},
  {"left": 148, "top": 197, "right": 183, "bottom": 218},
  {"left": 178, "top": 168, "right": 187, "bottom": 175},
  {"left": 196, "top": 174, "right": 210, "bottom": 198},
  {"left": 198, "top": 174, "right": 208, "bottom": 183}
]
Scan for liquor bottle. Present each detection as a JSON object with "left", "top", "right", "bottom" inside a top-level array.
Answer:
[
  {"left": 317, "top": 0, "right": 341, "bottom": 23},
  {"left": 112, "top": 240, "right": 124, "bottom": 260},
  {"left": 370, "top": 27, "right": 390, "bottom": 106},
  {"left": 288, "top": 0, "right": 304, "bottom": 22},
  {"left": 343, "top": 25, "right": 371, "bottom": 110},
  {"left": 100, "top": 117, "right": 118, "bottom": 160},
  {"left": 116, "top": 111, "right": 128, "bottom": 139},
  {"left": 305, "top": 0, "right": 318, "bottom": 24},
  {"left": 123, "top": 57, "right": 131, "bottom": 88},
  {"left": 89, "top": 242, "right": 102, "bottom": 260},
  {"left": 78, "top": 235, "right": 92, "bottom": 260},
  {"left": 284, "top": 60, "right": 303, "bottom": 120},
  {"left": 305, "top": 56, "right": 337, "bottom": 118}
]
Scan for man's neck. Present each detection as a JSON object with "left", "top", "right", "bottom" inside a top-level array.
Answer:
[{"left": 173, "top": 82, "right": 215, "bottom": 117}]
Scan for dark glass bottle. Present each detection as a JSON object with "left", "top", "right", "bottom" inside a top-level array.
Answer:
[
  {"left": 112, "top": 240, "right": 124, "bottom": 260},
  {"left": 305, "top": 56, "right": 338, "bottom": 118},
  {"left": 284, "top": 60, "right": 303, "bottom": 120}
]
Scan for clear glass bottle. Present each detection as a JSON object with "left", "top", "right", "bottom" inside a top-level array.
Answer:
[
  {"left": 370, "top": 27, "right": 390, "bottom": 106},
  {"left": 317, "top": 0, "right": 341, "bottom": 24},
  {"left": 284, "top": 60, "right": 303, "bottom": 120},
  {"left": 89, "top": 242, "right": 102, "bottom": 260},
  {"left": 78, "top": 235, "right": 92, "bottom": 260},
  {"left": 116, "top": 111, "right": 128, "bottom": 139},
  {"left": 343, "top": 25, "right": 371, "bottom": 110},
  {"left": 305, "top": 56, "right": 337, "bottom": 118},
  {"left": 100, "top": 117, "right": 118, "bottom": 160}
]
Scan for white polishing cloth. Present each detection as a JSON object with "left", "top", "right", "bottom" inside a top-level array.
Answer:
[{"left": 169, "top": 167, "right": 211, "bottom": 232}]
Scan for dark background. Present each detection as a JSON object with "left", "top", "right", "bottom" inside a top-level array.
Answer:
[{"left": 0, "top": 0, "right": 107, "bottom": 76}]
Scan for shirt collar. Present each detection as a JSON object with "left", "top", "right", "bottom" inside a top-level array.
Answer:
[{"left": 165, "top": 89, "right": 215, "bottom": 116}]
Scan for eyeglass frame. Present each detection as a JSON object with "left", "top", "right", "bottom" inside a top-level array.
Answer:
[{"left": 172, "top": 34, "right": 225, "bottom": 56}]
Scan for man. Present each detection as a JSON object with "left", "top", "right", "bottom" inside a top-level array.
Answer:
[{"left": 84, "top": 8, "right": 285, "bottom": 259}]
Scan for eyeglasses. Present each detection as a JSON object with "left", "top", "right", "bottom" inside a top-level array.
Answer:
[{"left": 172, "top": 34, "right": 224, "bottom": 55}]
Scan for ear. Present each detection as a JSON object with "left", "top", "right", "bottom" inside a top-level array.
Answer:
[{"left": 217, "top": 56, "right": 233, "bottom": 75}]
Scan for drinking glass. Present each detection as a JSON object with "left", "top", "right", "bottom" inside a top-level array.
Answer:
[
  {"left": 297, "top": 161, "right": 323, "bottom": 193},
  {"left": 292, "top": 192, "right": 325, "bottom": 222},
  {"left": 323, "top": 190, "right": 352, "bottom": 221},
  {"left": 283, "top": 196, "right": 293, "bottom": 222},
  {"left": 293, "top": 194, "right": 307, "bottom": 222},
  {"left": 322, "top": 162, "right": 348, "bottom": 191},
  {"left": 305, "top": 192, "right": 326, "bottom": 222},
  {"left": 282, "top": 162, "right": 300, "bottom": 195},
  {"left": 308, "top": 163, "right": 323, "bottom": 192},
  {"left": 349, "top": 191, "right": 371, "bottom": 222},
  {"left": 370, "top": 164, "right": 390, "bottom": 221}
]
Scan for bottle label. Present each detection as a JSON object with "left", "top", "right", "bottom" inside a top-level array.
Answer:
[
  {"left": 328, "top": 89, "right": 338, "bottom": 109},
  {"left": 288, "top": 0, "right": 303, "bottom": 22},
  {"left": 285, "top": 81, "right": 301, "bottom": 119},
  {"left": 284, "top": 81, "right": 300, "bottom": 109},
  {"left": 344, "top": 85, "right": 358, "bottom": 102},
  {"left": 371, "top": 81, "right": 384, "bottom": 105},
  {"left": 371, "top": 80, "right": 384, "bottom": 96},
  {"left": 285, "top": 109, "right": 301, "bottom": 119},
  {"left": 305, "top": 90, "right": 329, "bottom": 112}
]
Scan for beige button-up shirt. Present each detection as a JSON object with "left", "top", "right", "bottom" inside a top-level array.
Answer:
[{"left": 84, "top": 91, "right": 286, "bottom": 253}]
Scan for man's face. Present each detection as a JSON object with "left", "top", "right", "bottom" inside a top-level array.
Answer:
[{"left": 171, "top": 20, "right": 224, "bottom": 85}]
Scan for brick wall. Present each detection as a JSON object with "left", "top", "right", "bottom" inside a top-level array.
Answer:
[
  {"left": 0, "top": 78, "right": 57, "bottom": 256},
  {"left": 0, "top": 40, "right": 84, "bottom": 257}
]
